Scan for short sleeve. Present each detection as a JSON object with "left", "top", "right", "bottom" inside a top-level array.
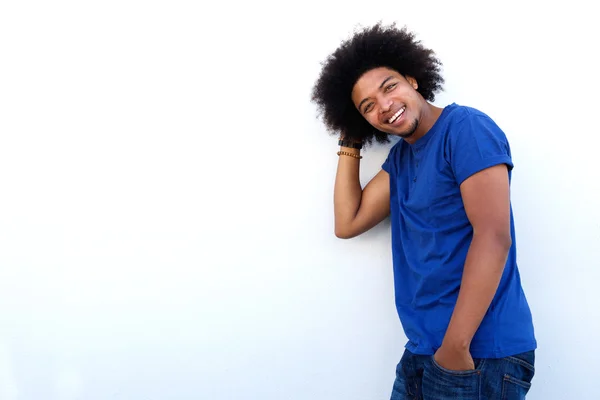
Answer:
[
  {"left": 448, "top": 114, "right": 513, "bottom": 185},
  {"left": 382, "top": 142, "right": 400, "bottom": 175}
]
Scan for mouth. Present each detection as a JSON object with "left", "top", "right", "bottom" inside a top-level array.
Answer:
[{"left": 387, "top": 106, "right": 406, "bottom": 125}]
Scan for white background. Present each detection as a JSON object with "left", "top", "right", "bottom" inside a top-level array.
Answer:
[{"left": 1, "top": 1, "right": 599, "bottom": 399}]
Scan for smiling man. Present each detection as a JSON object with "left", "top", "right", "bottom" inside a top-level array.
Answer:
[{"left": 311, "top": 24, "right": 537, "bottom": 399}]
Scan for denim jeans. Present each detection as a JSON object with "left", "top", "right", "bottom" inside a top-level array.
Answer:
[{"left": 390, "top": 349, "right": 535, "bottom": 400}]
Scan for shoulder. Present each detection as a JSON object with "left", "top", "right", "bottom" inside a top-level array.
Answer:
[
  {"left": 442, "top": 104, "right": 507, "bottom": 142},
  {"left": 441, "top": 104, "right": 514, "bottom": 183},
  {"left": 444, "top": 104, "right": 498, "bottom": 129}
]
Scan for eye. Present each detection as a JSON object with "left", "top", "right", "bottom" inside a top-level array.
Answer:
[
  {"left": 385, "top": 83, "right": 397, "bottom": 92},
  {"left": 363, "top": 103, "right": 374, "bottom": 114}
]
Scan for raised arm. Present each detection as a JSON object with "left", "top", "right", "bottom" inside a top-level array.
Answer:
[{"left": 333, "top": 145, "right": 390, "bottom": 239}]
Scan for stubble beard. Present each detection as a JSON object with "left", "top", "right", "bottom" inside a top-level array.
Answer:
[{"left": 397, "top": 119, "right": 419, "bottom": 139}]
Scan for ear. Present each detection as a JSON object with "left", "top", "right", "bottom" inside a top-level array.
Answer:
[{"left": 405, "top": 76, "right": 419, "bottom": 90}]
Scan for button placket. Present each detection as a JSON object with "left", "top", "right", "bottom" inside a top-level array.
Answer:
[{"left": 413, "top": 147, "right": 420, "bottom": 183}]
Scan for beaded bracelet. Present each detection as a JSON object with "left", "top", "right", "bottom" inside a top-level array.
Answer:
[{"left": 337, "top": 150, "right": 362, "bottom": 159}]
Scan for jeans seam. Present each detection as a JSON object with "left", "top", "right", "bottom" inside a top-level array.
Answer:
[
  {"left": 503, "top": 374, "right": 532, "bottom": 388},
  {"left": 505, "top": 355, "right": 535, "bottom": 372}
]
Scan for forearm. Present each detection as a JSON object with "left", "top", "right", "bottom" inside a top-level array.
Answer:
[
  {"left": 442, "top": 232, "right": 511, "bottom": 350},
  {"left": 333, "top": 146, "right": 362, "bottom": 237}
]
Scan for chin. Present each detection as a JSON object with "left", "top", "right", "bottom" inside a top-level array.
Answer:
[
  {"left": 396, "top": 119, "right": 419, "bottom": 139},
  {"left": 398, "top": 131, "right": 415, "bottom": 139}
]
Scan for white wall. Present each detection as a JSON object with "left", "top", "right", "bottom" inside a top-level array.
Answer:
[{"left": 1, "top": 1, "right": 598, "bottom": 399}]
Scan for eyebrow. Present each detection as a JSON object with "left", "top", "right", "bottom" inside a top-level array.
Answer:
[{"left": 357, "top": 76, "right": 395, "bottom": 112}]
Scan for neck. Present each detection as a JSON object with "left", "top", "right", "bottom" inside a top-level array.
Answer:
[{"left": 404, "top": 102, "right": 444, "bottom": 145}]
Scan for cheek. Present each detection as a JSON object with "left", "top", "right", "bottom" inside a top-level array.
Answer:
[
  {"left": 364, "top": 114, "right": 379, "bottom": 127},
  {"left": 362, "top": 110, "right": 382, "bottom": 124}
]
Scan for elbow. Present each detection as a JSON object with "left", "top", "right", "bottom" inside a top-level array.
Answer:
[
  {"left": 474, "top": 229, "right": 512, "bottom": 251},
  {"left": 335, "top": 229, "right": 353, "bottom": 239},
  {"left": 495, "top": 230, "right": 513, "bottom": 251},
  {"left": 334, "top": 225, "right": 356, "bottom": 239},
  {"left": 503, "top": 235, "right": 513, "bottom": 250}
]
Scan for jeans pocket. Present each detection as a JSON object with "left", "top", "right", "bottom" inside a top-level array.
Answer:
[
  {"left": 423, "top": 357, "right": 482, "bottom": 399},
  {"left": 501, "top": 352, "right": 535, "bottom": 400},
  {"left": 430, "top": 356, "right": 484, "bottom": 375},
  {"left": 501, "top": 374, "right": 531, "bottom": 399}
]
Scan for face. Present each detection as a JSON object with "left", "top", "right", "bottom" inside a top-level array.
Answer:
[{"left": 351, "top": 67, "right": 424, "bottom": 139}]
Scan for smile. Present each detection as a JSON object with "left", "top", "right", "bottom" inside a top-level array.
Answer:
[{"left": 388, "top": 107, "right": 406, "bottom": 124}]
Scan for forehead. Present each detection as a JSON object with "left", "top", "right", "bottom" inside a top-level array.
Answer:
[{"left": 351, "top": 67, "right": 401, "bottom": 104}]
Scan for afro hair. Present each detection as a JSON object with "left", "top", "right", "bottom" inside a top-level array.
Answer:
[{"left": 311, "top": 23, "right": 444, "bottom": 145}]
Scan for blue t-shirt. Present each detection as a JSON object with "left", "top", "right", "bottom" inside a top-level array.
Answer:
[{"left": 382, "top": 103, "right": 536, "bottom": 358}]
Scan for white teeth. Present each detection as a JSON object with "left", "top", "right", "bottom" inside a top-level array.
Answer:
[{"left": 388, "top": 107, "right": 405, "bottom": 123}]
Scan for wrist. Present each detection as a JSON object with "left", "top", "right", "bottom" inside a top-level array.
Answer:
[
  {"left": 339, "top": 146, "right": 360, "bottom": 154},
  {"left": 338, "top": 138, "right": 362, "bottom": 149},
  {"left": 337, "top": 148, "right": 362, "bottom": 159}
]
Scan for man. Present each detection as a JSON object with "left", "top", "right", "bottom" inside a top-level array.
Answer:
[{"left": 311, "top": 23, "right": 537, "bottom": 399}]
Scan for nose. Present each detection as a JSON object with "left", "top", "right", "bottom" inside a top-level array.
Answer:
[{"left": 379, "top": 97, "right": 393, "bottom": 114}]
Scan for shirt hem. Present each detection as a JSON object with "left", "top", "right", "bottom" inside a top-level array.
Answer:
[{"left": 405, "top": 340, "right": 537, "bottom": 359}]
